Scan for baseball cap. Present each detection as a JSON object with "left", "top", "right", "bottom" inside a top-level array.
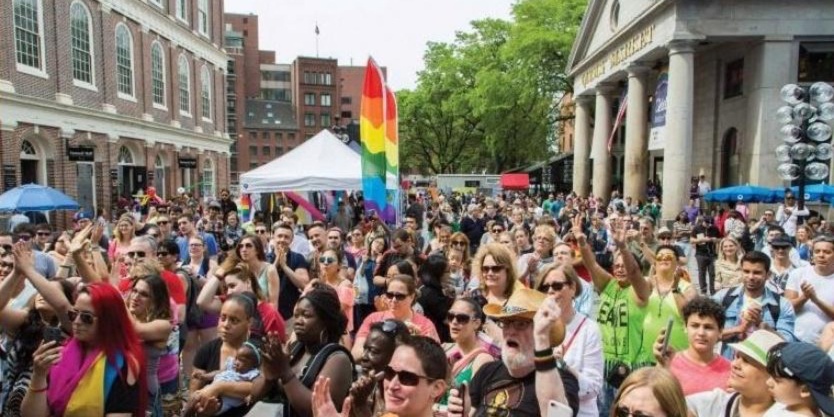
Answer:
[
  {"left": 74, "top": 211, "right": 94, "bottom": 221},
  {"left": 729, "top": 329, "right": 784, "bottom": 366},
  {"left": 770, "top": 235, "right": 793, "bottom": 248},
  {"left": 769, "top": 342, "right": 834, "bottom": 415},
  {"left": 657, "top": 227, "right": 673, "bottom": 237},
  {"left": 209, "top": 200, "right": 222, "bottom": 209},
  {"left": 483, "top": 287, "right": 565, "bottom": 346}
]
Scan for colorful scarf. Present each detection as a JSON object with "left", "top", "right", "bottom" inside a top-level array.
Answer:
[{"left": 47, "top": 339, "right": 123, "bottom": 417}]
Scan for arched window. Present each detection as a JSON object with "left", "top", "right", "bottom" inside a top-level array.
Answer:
[
  {"left": 178, "top": 55, "right": 191, "bottom": 115},
  {"left": 21, "top": 140, "right": 37, "bottom": 157},
  {"left": 115, "top": 24, "right": 134, "bottom": 97},
  {"left": 151, "top": 42, "right": 166, "bottom": 106},
  {"left": 201, "top": 158, "right": 214, "bottom": 198},
  {"left": 70, "top": 1, "right": 94, "bottom": 85},
  {"left": 13, "top": 0, "right": 45, "bottom": 71},
  {"left": 720, "top": 128, "right": 739, "bottom": 187},
  {"left": 201, "top": 66, "right": 212, "bottom": 120},
  {"left": 118, "top": 145, "right": 134, "bottom": 165}
]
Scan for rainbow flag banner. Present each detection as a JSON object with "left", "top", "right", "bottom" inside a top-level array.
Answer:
[
  {"left": 360, "top": 58, "right": 397, "bottom": 223},
  {"left": 238, "top": 194, "right": 252, "bottom": 223}
]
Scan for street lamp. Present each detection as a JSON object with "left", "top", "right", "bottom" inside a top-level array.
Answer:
[{"left": 775, "top": 82, "right": 834, "bottom": 212}]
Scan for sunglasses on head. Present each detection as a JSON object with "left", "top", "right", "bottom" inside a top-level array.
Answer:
[
  {"left": 126, "top": 251, "right": 146, "bottom": 259},
  {"left": 481, "top": 265, "right": 505, "bottom": 274},
  {"left": 614, "top": 406, "right": 654, "bottom": 417},
  {"left": 383, "top": 365, "right": 433, "bottom": 386},
  {"left": 540, "top": 281, "right": 570, "bottom": 292},
  {"left": 385, "top": 291, "right": 408, "bottom": 301},
  {"left": 67, "top": 309, "right": 96, "bottom": 325},
  {"left": 445, "top": 312, "right": 472, "bottom": 324},
  {"left": 318, "top": 256, "right": 337, "bottom": 265},
  {"left": 380, "top": 319, "right": 403, "bottom": 334}
]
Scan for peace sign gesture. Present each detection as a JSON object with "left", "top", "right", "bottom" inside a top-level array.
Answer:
[
  {"left": 571, "top": 215, "right": 586, "bottom": 246},
  {"left": 612, "top": 218, "right": 628, "bottom": 247}
]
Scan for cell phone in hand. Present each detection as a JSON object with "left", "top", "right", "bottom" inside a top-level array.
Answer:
[
  {"left": 43, "top": 326, "right": 66, "bottom": 345},
  {"left": 547, "top": 400, "right": 573, "bottom": 417},
  {"left": 661, "top": 318, "right": 674, "bottom": 356}
]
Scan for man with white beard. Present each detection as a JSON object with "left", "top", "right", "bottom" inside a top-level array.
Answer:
[{"left": 447, "top": 288, "right": 580, "bottom": 417}]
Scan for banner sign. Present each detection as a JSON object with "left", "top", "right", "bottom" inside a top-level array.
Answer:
[
  {"left": 648, "top": 71, "right": 668, "bottom": 151},
  {"left": 178, "top": 157, "right": 198, "bottom": 168},
  {"left": 67, "top": 146, "right": 94, "bottom": 162}
]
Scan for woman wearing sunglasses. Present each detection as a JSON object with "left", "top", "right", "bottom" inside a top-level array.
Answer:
[
  {"left": 472, "top": 243, "right": 519, "bottom": 306},
  {"left": 126, "top": 272, "right": 174, "bottom": 417},
  {"left": 23, "top": 282, "right": 148, "bottom": 417},
  {"left": 440, "top": 298, "right": 494, "bottom": 405},
  {"left": 535, "top": 263, "right": 604, "bottom": 417},
  {"left": 318, "top": 248, "right": 355, "bottom": 341},
  {"left": 352, "top": 274, "right": 439, "bottom": 359},
  {"left": 235, "top": 235, "right": 280, "bottom": 307},
  {"left": 351, "top": 319, "right": 410, "bottom": 417},
  {"left": 609, "top": 366, "right": 688, "bottom": 417},
  {"left": 312, "top": 335, "right": 448, "bottom": 417},
  {"left": 448, "top": 233, "right": 471, "bottom": 279}
]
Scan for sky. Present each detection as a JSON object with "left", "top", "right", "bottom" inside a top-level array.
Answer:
[{"left": 224, "top": 0, "right": 516, "bottom": 90}]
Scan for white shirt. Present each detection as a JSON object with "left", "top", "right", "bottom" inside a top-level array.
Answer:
[
  {"left": 775, "top": 204, "right": 810, "bottom": 237},
  {"left": 698, "top": 180, "right": 712, "bottom": 196},
  {"left": 762, "top": 403, "right": 811, "bottom": 417},
  {"left": 786, "top": 265, "right": 834, "bottom": 344},
  {"left": 555, "top": 313, "right": 603, "bottom": 417}
]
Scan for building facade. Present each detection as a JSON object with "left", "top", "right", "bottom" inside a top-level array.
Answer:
[
  {"left": 0, "top": 0, "right": 231, "bottom": 225},
  {"left": 292, "top": 56, "right": 339, "bottom": 140},
  {"left": 567, "top": 0, "right": 834, "bottom": 219}
]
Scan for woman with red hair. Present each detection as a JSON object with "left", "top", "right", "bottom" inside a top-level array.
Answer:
[{"left": 21, "top": 283, "right": 147, "bottom": 417}]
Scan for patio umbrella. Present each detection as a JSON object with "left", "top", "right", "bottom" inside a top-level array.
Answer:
[
  {"left": 0, "top": 184, "right": 80, "bottom": 212},
  {"left": 703, "top": 185, "right": 779, "bottom": 203},
  {"left": 773, "top": 184, "right": 834, "bottom": 202}
]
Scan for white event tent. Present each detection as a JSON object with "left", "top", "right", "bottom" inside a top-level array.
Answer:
[{"left": 239, "top": 130, "right": 393, "bottom": 193}]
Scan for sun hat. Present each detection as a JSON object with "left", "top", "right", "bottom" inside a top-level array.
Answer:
[
  {"left": 483, "top": 287, "right": 565, "bottom": 346},
  {"left": 728, "top": 329, "right": 785, "bottom": 366},
  {"left": 769, "top": 235, "right": 793, "bottom": 248},
  {"left": 770, "top": 342, "right": 834, "bottom": 416}
]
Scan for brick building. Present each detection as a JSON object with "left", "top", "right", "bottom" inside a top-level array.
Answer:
[{"left": 0, "top": 0, "right": 231, "bottom": 225}]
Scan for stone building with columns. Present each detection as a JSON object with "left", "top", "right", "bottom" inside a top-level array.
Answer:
[
  {"left": 567, "top": 0, "right": 834, "bottom": 219},
  {"left": 0, "top": 0, "right": 232, "bottom": 226}
]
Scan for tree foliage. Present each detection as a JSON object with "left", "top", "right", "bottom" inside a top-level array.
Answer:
[{"left": 399, "top": 0, "right": 587, "bottom": 175}]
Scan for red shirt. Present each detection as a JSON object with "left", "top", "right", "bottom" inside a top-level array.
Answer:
[
  {"left": 257, "top": 301, "right": 287, "bottom": 343},
  {"left": 117, "top": 270, "right": 186, "bottom": 306}
]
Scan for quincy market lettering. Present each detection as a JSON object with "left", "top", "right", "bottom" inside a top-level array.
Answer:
[{"left": 580, "top": 25, "right": 655, "bottom": 87}]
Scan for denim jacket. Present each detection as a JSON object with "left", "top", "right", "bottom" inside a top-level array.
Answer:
[{"left": 713, "top": 285, "right": 797, "bottom": 360}]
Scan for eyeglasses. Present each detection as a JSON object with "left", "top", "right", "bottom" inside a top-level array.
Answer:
[
  {"left": 656, "top": 253, "right": 676, "bottom": 262},
  {"left": 126, "top": 251, "right": 146, "bottom": 259},
  {"left": 772, "top": 246, "right": 789, "bottom": 251},
  {"left": 540, "top": 281, "right": 570, "bottom": 292},
  {"left": 319, "top": 256, "right": 337, "bottom": 265},
  {"left": 481, "top": 265, "right": 506, "bottom": 274},
  {"left": 451, "top": 241, "right": 467, "bottom": 247},
  {"left": 385, "top": 291, "right": 409, "bottom": 301},
  {"left": 495, "top": 319, "right": 533, "bottom": 331},
  {"left": 445, "top": 312, "right": 472, "bottom": 324},
  {"left": 255, "top": 229, "right": 268, "bottom": 234},
  {"left": 67, "top": 309, "right": 97, "bottom": 325},
  {"left": 383, "top": 366, "right": 433, "bottom": 386},
  {"left": 189, "top": 243, "right": 204, "bottom": 248},
  {"left": 614, "top": 406, "right": 654, "bottom": 417},
  {"left": 492, "top": 228, "right": 503, "bottom": 233},
  {"left": 16, "top": 235, "right": 31, "bottom": 242}
]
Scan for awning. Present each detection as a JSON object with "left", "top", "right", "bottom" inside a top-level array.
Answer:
[{"left": 500, "top": 173, "right": 530, "bottom": 190}]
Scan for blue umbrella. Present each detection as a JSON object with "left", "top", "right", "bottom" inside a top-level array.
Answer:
[
  {"left": 0, "top": 184, "right": 80, "bottom": 212},
  {"left": 773, "top": 184, "right": 834, "bottom": 202},
  {"left": 703, "top": 185, "right": 779, "bottom": 203}
]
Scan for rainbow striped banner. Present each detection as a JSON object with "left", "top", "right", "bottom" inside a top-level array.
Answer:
[
  {"left": 360, "top": 58, "right": 397, "bottom": 223},
  {"left": 238, "top": 194, "right": 252, "bottom": 223}
]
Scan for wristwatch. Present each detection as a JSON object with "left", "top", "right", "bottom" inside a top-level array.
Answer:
[{"left": 554, "top": 358, "right": 568, "bottom": 371}]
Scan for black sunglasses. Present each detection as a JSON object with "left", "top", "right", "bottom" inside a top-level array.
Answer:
[
  {"left": 36, "top": 232, "right": 51, "bottom": 237},
  {"left": 540, "top": 281, "right": 570, "bottom": 292},
  {"left": 319, "top": 256, "right": 337, "bottom": 265},
  {"left": 491, "top": 228, "right": 503, "bottom": 233},
  {"left": 383, "top": 366, "right": 433, "bottom": 386},
  {"left": 445, "top": 312, "right": 472, "bottom": 324},
  {"left": 451, "top": 241, "right": 467, "bottom": 246},
  {"left": 385, "top": 291, "right": 408, "bottom": 301},
  {"left": 126, "top": 251, "right": 146, "bottom": 259},
  {"left": 67, "top": 309, "right": 96, "bottom": 325},
  {"left": 614, "top": 406, "right": 653, "bottom": 417},
  {"left": 481, "top": 265, "right": 506, "bottom": 274},
  {"left": 157, "top": 251, "right": 170, "bottom": 257}
]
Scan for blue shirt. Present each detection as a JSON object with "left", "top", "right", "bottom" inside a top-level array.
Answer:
[
  {"left": 277, "top": 250, "right": 310, "bottom": 319},
  {"left": 712, "top": 286, "right": 796, "bottom": 360},
  {"left": 176, "top": 233, "right": 218, "bottom": 262}
]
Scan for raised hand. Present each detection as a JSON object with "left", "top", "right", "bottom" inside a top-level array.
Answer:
[
  {"left": 69, "top": 226, "right": 93, "bottom": 255},
  {"left": 31, "top": 341, "right": 62, "bottom": 375},
  {"left": 312, "top": 377, "right": 352, "bottom": 417}
]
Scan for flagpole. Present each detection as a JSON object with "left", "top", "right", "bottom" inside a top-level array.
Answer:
[{"left": 315, "top": 22, "right": 320, "bottom": 58}]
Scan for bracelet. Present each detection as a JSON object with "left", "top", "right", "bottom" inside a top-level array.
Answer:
[
  {"left": 534, "top": 356, "right": 557, "bottom": 372},
  {"left": 29, "top": 385, "right": 48, "bottom": 393},
  {"left": 534, "top": 348, "right": 553, "bottom": 359}
]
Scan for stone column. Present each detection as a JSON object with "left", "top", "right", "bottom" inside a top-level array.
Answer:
[
  {"left": 661, "top": 41, "right": 696, "bottom": 220},
  {"left": 572, "top": 95, "right": 593, "bottom": 197},
  {"left": 591, "top": 85, "right": 616, "bottom": 200},
  {"left": 624, "top": 64, "right": 650, "bottom": 201}
]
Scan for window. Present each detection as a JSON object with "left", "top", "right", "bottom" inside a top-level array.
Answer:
[
  {"left": 201, "top": 158, "right": 214, "bottom": 198},
  {"left": 197, "top": 0, "right": 209, "bottom": 36},
  {"left": 724, "top": 59, "right": 744, "bottom": 99},
  {"left": 341, "top": 111, "right": 352, "bottom": 119},
  {"left": 151, "top": 42, "right": 166, "bottom": 106},
  {"left": 304, "top": 93, "right": 316, "bottom": 106},
  {"left": 609, "top": 0, "right": 620, "bottom": 32},
  {"left": 276, "top": 133, "right": 283, "bottom": 141},
  {"left": 149, "top": 0, "right": 163, "bottom": 7},
  {"left": 115, "top": 24, "right": 134, "bottom": 97},
  {"left": 178, "top": 55, "right": 191, "bottom": 115},
  {"left": 13, "top": 0, "right": 45, "bottom": 72},
  {"left": 798, "top": 42, "right": 834, "bottom": 82},
  {"left": 288, "top": 133, "right": 295, "bottom": 141},
  {"left": 261, "top": 131, "right": 269, "bottom": 139},
  {"left": 70, "top": 1, "right": 93, "bottom": 85},
  {"left": 249, "top": 146, "right": 257, "bottom": 156},
  {"left": 176, "top": 0, "right": 187, "bottom": 22},
  {"left": 201, "top": 66, "right": 212, "bottom": 119},
  {"left": 117, "top": 146, "right": 134, "bottom": 165},
  {"left": 320, "top": 93, "right": 331, "bottom": 106},
  {"left": 324, "top": 73, "right": 332, "bottom": 85},
  {"left": 341, "top": 97, "right": 352, "bottom": 105},
  {"left": 321, "top": 113, "right": 331, "bottom": 127},
  {"left": 304, "top": 113, "right": 316, "bottom": 127},
  {"left": 248, "top": 131, "right": 257, "bottom": 140},
  {"left": 263, "top": 146, "right": 271, "bottom": 157},
  {"left": 303, "top": 71, "right": 316, "bottom": 84}
]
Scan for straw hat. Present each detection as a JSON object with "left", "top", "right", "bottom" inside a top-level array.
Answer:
[{"left": 483, "top": 287, "right": 566, "bottom": 346}]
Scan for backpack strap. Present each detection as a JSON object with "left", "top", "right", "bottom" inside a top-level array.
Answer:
[
  {"left": 299, "top": 343, "right": 354, "bottom": 388},
  {"left": 724, "top": 392, "right": 740, "bottom": 417}
]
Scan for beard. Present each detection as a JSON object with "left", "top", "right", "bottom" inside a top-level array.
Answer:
[{"left": 502, "top": 346, "right": 535, "bottom": 377}]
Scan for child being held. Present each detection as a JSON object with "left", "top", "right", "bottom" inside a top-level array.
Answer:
[{"left": 186, "top": 341, "right": 262, "bottom": 416}]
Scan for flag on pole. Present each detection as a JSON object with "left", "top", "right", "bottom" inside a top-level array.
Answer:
[
  {"left": 315, "top": 24, "right": 320, "bottom": 35},
  {"left": 360, "top": 57, "right": 397, "bottom": 223},
  {"left": 607, "top": 91, "right": 627, "bottom": 152}
]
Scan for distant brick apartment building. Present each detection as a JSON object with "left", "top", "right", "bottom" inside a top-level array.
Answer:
[{"left": 0, "top": 0, "right": 232, "bottom": 225}]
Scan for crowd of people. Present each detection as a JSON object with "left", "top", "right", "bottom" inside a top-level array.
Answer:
[{"left": 0, "top": 186, "right": 832, "bottom": 417}]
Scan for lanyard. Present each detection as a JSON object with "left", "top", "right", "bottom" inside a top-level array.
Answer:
[{"left": 561, "top": 317, "right": 587, "bottom": 355}]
